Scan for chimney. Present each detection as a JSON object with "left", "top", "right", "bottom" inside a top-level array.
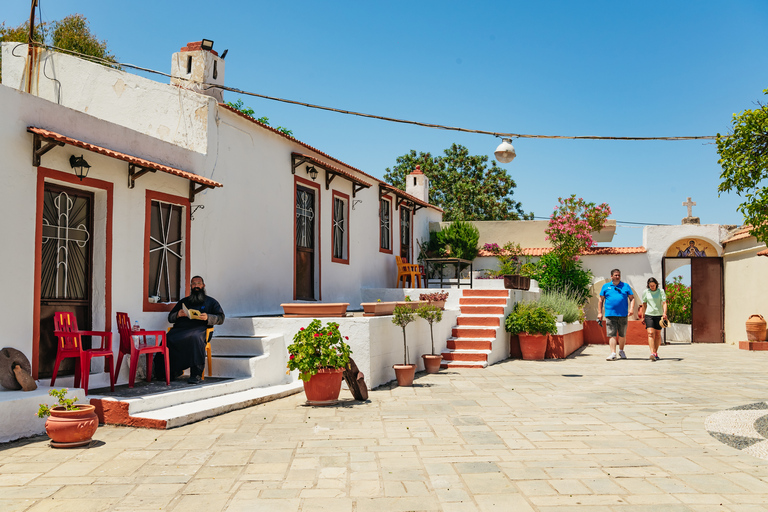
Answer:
[
  {"left": 405, "top": 165, "right": 429, "bottom": 203},
  {"left": 170, "top": 41, "right": 225, "bottom": 102}
]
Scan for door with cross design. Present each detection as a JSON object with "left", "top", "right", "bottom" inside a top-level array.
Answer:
[
  {"left": 38, "top": 184, "right": 93, "bottom": 379},
  {"left": 295, "top": 185, "right": 316, "bottom": 300}
]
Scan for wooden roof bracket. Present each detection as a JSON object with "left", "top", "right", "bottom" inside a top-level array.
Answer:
[
  {"left": 189, "top": 180, "right": 214, "bottom": 203},
  {"left": 128, "top": 163, "right": 157, "bottom": 189},
  {"left": 396, "top": 197, "right": 414, "bottom": 211},
  {"left": 353, "top": 183, "right": 366, "bottom": 198},
  {"left": 32, "top": 133, "right": 64, "bottom": 166},
  {"left": 325, "top": 169, "right": 337, "bottom": 190},
  {"left": 412, "top": 204, "right": 425, "bottom": 213},
  {"left": 291, "top": 155, "right": 312, "bottom": 174}
]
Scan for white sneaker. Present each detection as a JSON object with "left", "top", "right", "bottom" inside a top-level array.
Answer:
[
  {"left": 618, "top": 350, "right": 627, "bottom": 359},
  {"left": 606, "top": 353, "right": 617, "bottom": 361}
]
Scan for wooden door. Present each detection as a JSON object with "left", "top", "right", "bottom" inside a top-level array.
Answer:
[
  {"left": 39, "top": 185, "right": 94, "bottom": 378},
  {"left": 295, "top": 185, "right": 316, "bottom": 300},
  {"left": 691, "top": 257, "right": 723, "bottom": 343},
  {"left": 400, "top": 207, "right": 411, "bottom": 261}
]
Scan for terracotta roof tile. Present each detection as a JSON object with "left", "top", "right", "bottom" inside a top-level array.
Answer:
[
  {"left": 722, "top": 225, "right": 754, "bottom": 244},
  {"left": 292, "top": 153, "right": 371, "bottom": 188},
  {"left": 478, "top": 246, "right": 646, "bottom": 257},
  {"left": 27, "top": 127, "right": 222, "bottom": 188},
  {"left": 219, "top": 103, "right": 442, "bottom": 212}
]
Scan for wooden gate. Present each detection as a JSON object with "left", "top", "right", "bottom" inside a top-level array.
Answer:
[{"left": 691, "top": 257, "right": 723, "bottom": 343}]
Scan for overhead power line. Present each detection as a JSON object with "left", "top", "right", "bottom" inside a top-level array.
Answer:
[{"left": 25, "top": 42, "right": 720, "bottom": 142}]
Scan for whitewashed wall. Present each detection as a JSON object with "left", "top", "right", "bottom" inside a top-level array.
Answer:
[{"left": 723, "top": 237, "right": 768, "bottom": 345}]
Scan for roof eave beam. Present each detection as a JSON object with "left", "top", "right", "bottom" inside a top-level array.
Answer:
[
  {"left": 32, "top": 133, "right": 64, "bottom": 166},
  {"left": 189, "top": 180, "right": 214, "bottom": 203},
  {"left": 128, "top": 163, "right": 157, "bottom": 189}
]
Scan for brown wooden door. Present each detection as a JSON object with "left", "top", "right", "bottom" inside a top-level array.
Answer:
[
  {"left": 39, "top": 185, "right": 94, "bottom": 378},
  {"left": 400, "top": 207, "right": 411, "bottom": 261},
  {"left": 295, "top": 186, "right": 316, "bottom": 300},
  {"left": 691, "top": 257, "right": 723, "bottom": 343}
]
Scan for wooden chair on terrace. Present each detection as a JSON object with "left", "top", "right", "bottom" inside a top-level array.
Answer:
[{"left": 395, "top": 256, "right": 422, "bottom": 288}]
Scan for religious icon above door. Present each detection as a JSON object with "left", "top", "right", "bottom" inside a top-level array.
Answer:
[{"left": 665, "top": 238, "right": 718, "bottom": 258}]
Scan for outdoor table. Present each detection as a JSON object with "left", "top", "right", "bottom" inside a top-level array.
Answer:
[{"left": 424, "top": 258, "right": 473, "bottom": 289}]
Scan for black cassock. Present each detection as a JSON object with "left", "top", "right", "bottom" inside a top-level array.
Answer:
[{"left": 155, "top": 295, "right": 225, "bottom": 378}]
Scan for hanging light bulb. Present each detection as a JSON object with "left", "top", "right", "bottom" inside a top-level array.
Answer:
[{"left": 494, "top": 138, "right": 516, "bottom": 164}]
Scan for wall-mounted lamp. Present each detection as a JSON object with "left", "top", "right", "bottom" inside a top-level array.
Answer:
[
  {"left": 306, "top": 165, "right": 318, "bottom": 181},
  {"left": 494, "top": 138, "right": 516, "bottom": 164},
  {"left": 201, "top": 39, "right": 214, "bottom": 51},
  {"left": 69, "top": 155, "right": 91, "bottom": 180}
]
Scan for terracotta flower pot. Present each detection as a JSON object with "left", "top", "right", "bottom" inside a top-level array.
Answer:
[
  {"left": 429, "top": 300, "right": 446, "bottom": 310},
  {"left": 361, "top": 302, "right": 397, "bottom": 317},
  {"left": 421, "top": 354, "right": 442, "bottom": 374},
  {"left": 393, "top": 364, "right": 416, "bottom": 386},
  {"left": 302, "top": 368, "right": 344, "bottom": 405},
  {"left": 45, "top": 404, "right": 99, "bottom": 448},
  {"left": 518, "top": 333, "right": 548, "bottom": 360},
  {"left": 396, "top": 301, "right": 427, "bottom": 311},
  {"left": 281, "top": 303, "right": 349, "bottom": 318}
]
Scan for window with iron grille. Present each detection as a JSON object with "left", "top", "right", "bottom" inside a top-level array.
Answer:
[
  {"left": 332, "top": 192, "right": 349, "bottom": 263},
  {"left": 380, "top": 197, "right": 391, "bottom": 252},
  {"left": 148, "top": 200, "right": 184, "bottom": 303}
]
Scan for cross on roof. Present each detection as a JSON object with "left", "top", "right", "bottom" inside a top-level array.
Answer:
[{"left": 683, "top": 197, "right": 696, "bottom": 218}]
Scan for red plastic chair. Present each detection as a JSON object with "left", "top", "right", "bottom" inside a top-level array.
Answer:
[
  {"left": 52, "top": 312, "right": 114, "bottom": 396},
  {"left": 116, "top": 312, "right": 169, "bottom": 388}
]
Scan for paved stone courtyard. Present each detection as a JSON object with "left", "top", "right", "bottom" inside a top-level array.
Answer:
[{"left": 4, "top": 343, "right": 768, "bottom": 511}]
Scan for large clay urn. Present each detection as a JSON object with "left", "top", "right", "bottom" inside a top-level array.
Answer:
[
  {"left": 45, "top": 404, "right": 99, "bottom": 448},
  {"left": 746, "top": 315, "right": 767, "bottom": 341},
  {"left": 302, "top": 368, "right": 344, "bottom": 405},
  {"left": 518, "top": 333, "right": 548, "bottom": 360},
  {"left": 393, "top": 364, "right": 416, "bottom": 386}
]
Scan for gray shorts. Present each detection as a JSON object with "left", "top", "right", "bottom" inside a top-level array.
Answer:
[{"left": 606, "top": 316, "right": 628, "bottom": 338}]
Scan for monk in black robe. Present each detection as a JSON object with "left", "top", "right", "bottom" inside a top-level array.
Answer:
[{"left": 155, "top": 276, "right": 225, "bottom": 384}]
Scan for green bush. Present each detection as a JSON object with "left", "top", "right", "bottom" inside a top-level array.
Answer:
[
  {"left": 665, "top": 276, "right": 691, "bottom": 324},
  {"left": 538, "top": 287, "right": 583, "bottom": 323},
  {"left": 504, "top": 301, "right": 557, "bottom": 336},
  {"left": 435, "top": 221, "right": 480, "bottom": 262},
  {"left": 523, "top": 252, "right": 592, "bottom": 305}
]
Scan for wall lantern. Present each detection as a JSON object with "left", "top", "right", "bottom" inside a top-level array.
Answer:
[
  {"left": 306, "top": 165, "right": 318, "bottom": 181},
  {"left": 201, "top": 39, "right": 214, "bottom": 51},
  {"left": 69, "top": 155, "right": 91, "bottom": 180},
  {"left": 494, "top": 138, "right": 516, "bottom": 164}
]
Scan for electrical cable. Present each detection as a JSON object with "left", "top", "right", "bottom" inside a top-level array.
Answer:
[{"left": 18, "top": 42, "right": 721, "bottom": 142}]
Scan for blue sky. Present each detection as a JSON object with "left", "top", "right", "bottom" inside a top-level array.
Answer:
[{"left": 5, "top": 1, "right": 768, "bottom": 248}]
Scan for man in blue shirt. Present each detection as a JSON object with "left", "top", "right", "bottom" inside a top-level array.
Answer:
[{"left": 598, "top": 268, "right": 635, "bottom": 361}]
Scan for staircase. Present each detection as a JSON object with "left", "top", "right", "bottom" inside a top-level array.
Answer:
[{"left": 441, "top": 289, "right": 511, "bottom": 368}]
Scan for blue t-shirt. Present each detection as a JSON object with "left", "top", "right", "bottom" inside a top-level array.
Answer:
[{"left": 600, "top": 281, "right": 633, "bottom": 317}]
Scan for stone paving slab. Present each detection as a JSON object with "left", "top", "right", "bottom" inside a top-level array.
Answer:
[{"left": 4, "top": 344, "right": 768, "bottom": 510}]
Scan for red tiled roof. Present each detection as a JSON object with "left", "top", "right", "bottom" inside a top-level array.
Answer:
[
  {"left": 722, "top": 225, "right": 753, "bottom": 244},
  {"left": 27, "top": 127, "right": 222, "bottom": 188},
  {"left": 219, "top": 103, "right": 442, "bottom": 212},
  {"left": 478, "top": 246, "right": 647, "bottom": 257},
  {"left": 292, "top": 153, "right": 372, "bottom": 188}
]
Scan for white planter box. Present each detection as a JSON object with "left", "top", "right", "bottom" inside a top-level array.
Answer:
[
  {"left": 556, "top": 321, "right": 583, "bottom": 336},
  {"left": 667, "top": 322, "right": 691, "bottom": 342}
]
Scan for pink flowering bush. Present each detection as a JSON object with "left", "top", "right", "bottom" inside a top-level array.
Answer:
[
  {"left": 545, "top": 195, "right": 611, "bottom": 260},
  {"left": 286, "top": 320, "right": 352, "bottom": 381}
]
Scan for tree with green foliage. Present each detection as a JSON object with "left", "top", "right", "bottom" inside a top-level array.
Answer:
[
  {"left": 226, "top": 99, "right": 294, "bottom": 137},
  {"left": 1, "top": 14, "right": 116, "bottom": 82},
  {"left": 384, "top": 144, "right": 532, "bottom": 221},
  {"left": 717, "top": 88, "right": 768, "bottom": 244}
]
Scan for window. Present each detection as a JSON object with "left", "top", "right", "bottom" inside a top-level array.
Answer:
[
  {"left": 332, "top": 191, "right": 349, "bottom": 264},
  {"left": 380, "top": 196, "right": 392, "bottom": 253},
  {"left": 144, "top": 191, "right": 190, "bottom": 311}
]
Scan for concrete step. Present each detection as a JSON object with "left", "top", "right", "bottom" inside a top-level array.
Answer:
[
  {"left": 457, "top": 315, "right": 501, "bottom": 327},
  {"left": 447, "top": 338, "right": 493, "bottom": 351},
  {"left": 459, "top": 297, "right": 507, "bottom": 305},
  {"left": 440, "top": 360, "right": 488, "bottom": 369},
  {"left": 462, "top": 290, "right": 510, "bottom": 298},
  {"left": 210, "top": 335, "right": 266, "bottom": 356},
  {"left": 441, "top": 349, "right": 490, "bottom": 362},
  {"left": 459, "top": 305, "right": 506, "bottom": 315},
  {"left": 452, "top": 326, "right": 499, "bottom": 338}
]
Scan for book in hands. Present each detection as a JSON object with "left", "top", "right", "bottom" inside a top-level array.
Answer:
[{"left": 182, "top": 303, "right": 203, "bottom": 320}]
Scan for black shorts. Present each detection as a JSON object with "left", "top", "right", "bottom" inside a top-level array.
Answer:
[{"left": 644, "top": 315, "right": 662, "bottom": 330}]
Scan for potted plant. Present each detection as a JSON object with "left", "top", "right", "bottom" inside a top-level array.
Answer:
[
  {"left": 287, "top": 319, "right": 352, "bottom": 405},
  {"left": 37, "top": 388, "right": 99, "bottom": 448},
  {"left": 419, "top": 291, "right": 449, "bottom": 310},
  {"left": 486, "top": 242, "right": 530, "bottom": 290},
  {"left": 504, "top": 301, "right": 557, "bottom": 360},
  {"left": 417, "top": 303, "right": 443, "bottom": 373},
  {"left": 360, "top": 299, "right": 398, "bottom": 317},
  {"left": 391, "top": 304, "right": 417, "bottom": 386}
]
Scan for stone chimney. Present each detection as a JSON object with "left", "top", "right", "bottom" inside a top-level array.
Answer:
[
  {"left": 405, "top": 165, "right": 429, "bottom": 203},
  {"left": 171, "top": 41, "right": 225, "bottom": 102}
]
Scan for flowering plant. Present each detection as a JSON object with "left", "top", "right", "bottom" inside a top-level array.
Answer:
[
  {"left": 286, "top": 320, "right": 352, "bottom": 382},
  {"left": 545, "top": 195, "right": 611, "bottom": 260},
  {"left": 37, "top": 388, "right": 79, "bottom": 418},
  {"left": 665, "top": 276, "right": 691, "bottom": 324},
  {"left": 419, "top": 291, "right": 449, "bottom": 302}
]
